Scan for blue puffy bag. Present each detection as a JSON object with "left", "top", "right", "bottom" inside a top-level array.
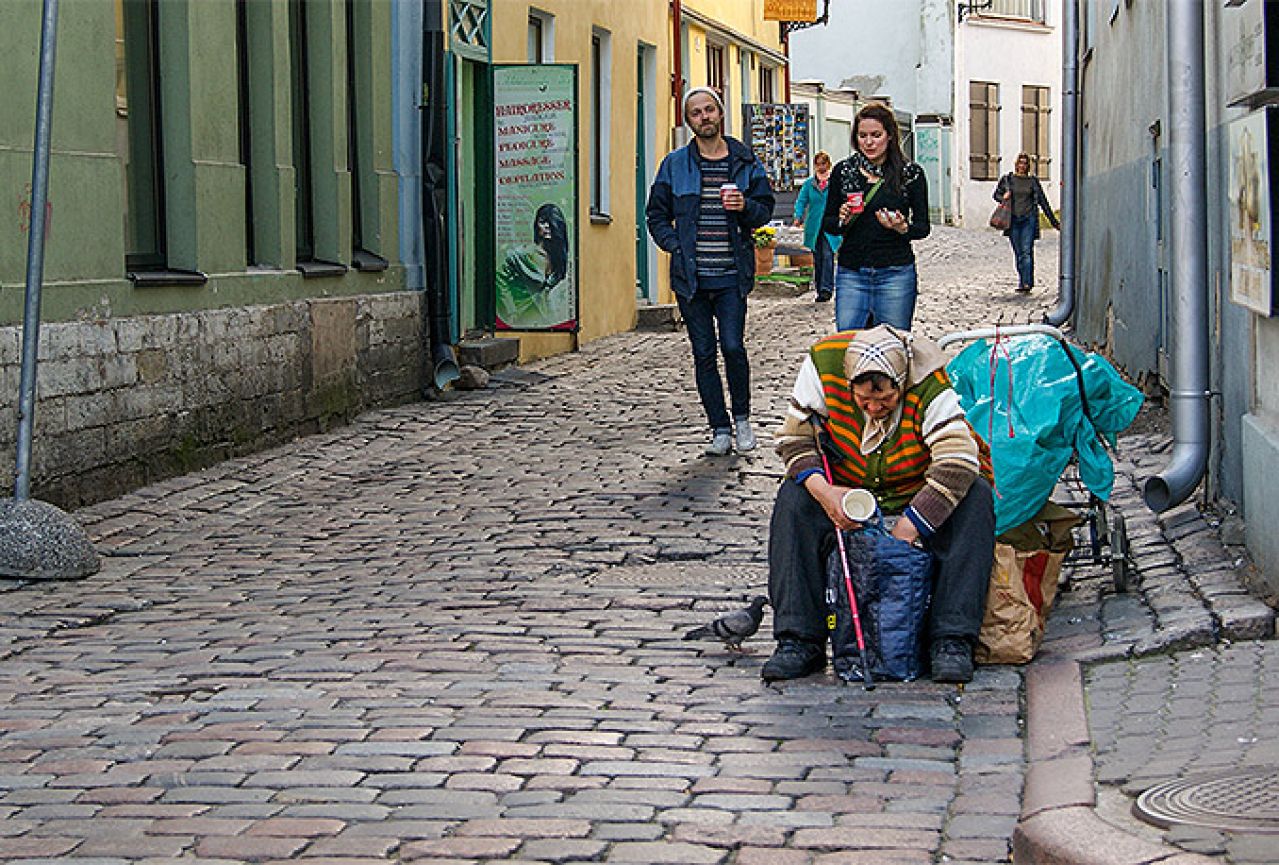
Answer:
[{"left": 826, "top": 521, "right": 934, "bottom": 682}]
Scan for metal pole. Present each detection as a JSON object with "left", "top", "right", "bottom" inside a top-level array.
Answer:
[
  {"left": 1046, "top": 0, "right": 1078, "bottom": 326},
  {"left": 15, "top": 0, "right": 60, "bottom": 501}
]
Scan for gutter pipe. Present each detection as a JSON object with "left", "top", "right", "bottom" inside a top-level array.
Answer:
[
  {"left": 671, "top": 0, "right": 683, "bottom": 102},
  {"left": 1046, "top": 0, "right": 1078, "bottom": 327},
  {"left": 15, "top": 0, "right": 58, "bottom": 500},
  {"left": 420, "top": 0, "right": 459, "bottom": 392},
  {"left": 1143, "top": 0, "right": 1210, "bottom": 511}
]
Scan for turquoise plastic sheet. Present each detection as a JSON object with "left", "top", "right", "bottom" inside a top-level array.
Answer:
[{"left": 946, "top": 334, "right": 1144, "bottom": 536}]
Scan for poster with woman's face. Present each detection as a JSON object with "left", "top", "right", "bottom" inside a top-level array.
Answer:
[
  {"left": 1228, "top": 109, "right": 1275, "bottom": 317},
  {"left": 493, "top": 65, "right": 579, "bottom": 332}
]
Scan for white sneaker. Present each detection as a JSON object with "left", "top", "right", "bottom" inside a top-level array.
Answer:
[
  {"left": 734, "top": 419, "right": 757, "bottom": 452},
  {"left": 705, "top": 431, "right": 733, "bottom": 456}
]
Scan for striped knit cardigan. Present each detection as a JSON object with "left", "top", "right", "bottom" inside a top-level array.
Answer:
[{"left": 776, "top": 333, "right": 993, "bottom": 537}]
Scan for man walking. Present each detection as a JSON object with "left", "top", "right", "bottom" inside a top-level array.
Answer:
[{"left": 646, "top": 87, "right": 775, "bottom": 456}]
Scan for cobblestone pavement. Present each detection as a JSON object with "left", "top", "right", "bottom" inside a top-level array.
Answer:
[{"left": 0, "top": 227, "right": 1271, "bottom": 864}]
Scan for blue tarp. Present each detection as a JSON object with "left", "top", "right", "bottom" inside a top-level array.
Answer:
[{"left": 946, "top": 334, "right": 1145, "bottom": 536}]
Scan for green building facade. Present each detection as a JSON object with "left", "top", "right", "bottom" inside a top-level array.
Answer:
[{"left": 0, "top": 0, "right": 423, "bottom": 507}]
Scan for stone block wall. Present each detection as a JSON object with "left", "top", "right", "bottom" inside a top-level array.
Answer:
[{"left": 0, "top": 291, "right": 424, "bottom": 508}]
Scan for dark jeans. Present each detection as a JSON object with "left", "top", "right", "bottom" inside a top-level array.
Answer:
[
  {"left": 1009, "top": 213, "right": 1037, "bottom": 288},
  {"left": 676, "top": 286, "right": 751, "bottom": 432},
  {"left": 767, "top": 477, "right": 995, "bottom": 646},
  {"left": 812, "top": 235, "right": 835, "bottom": 298}
]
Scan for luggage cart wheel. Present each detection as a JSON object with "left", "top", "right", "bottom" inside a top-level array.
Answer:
[{"left": 1111, "top": 512, "right": 1132, "bottom": 593}]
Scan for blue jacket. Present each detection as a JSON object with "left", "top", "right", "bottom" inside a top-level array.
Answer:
[
  {"left": 793, "top": 175, "right": 842, "bottom": 254},
  {"left": 645, "top": 137, "right": 775, "bottom": 298}
]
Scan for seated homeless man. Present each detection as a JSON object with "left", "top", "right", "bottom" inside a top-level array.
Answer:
[{"left": 764, "top": 324, "right": 996, "bottom": 684}]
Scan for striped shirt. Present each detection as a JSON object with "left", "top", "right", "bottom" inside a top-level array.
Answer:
[{"left": 695, "top": 157, "right": 737, "bottom": 289}]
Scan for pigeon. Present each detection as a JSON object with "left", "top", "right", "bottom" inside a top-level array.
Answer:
[{"left": 682, "top": 596, "right": 769, "bottom": 651}]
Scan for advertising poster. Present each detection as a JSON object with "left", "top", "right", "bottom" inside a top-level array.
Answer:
[
  {"left": 493, "top": 64, "right": 579, "bottom": 332},
  {"left": 743, "top": 103, "right": 811, "bottom": 191},
  {"left": 1228, "top": 108, "right": 1276, "bottom": 317}
]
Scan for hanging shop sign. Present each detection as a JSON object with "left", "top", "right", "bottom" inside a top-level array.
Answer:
[
  {"left": 1227, "top": 107, "right": 1277, "bottom": 317},
  {"left": 492, "top": 64, "right": 579, "bottom": 332},
  {"left": 743, "top": 103, "right": 811, "bottom": 191},
  {"left": 764, "top": 0, "right": 818, "bottom": 22}
]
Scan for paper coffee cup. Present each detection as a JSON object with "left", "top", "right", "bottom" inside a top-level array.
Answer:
[
  {"left": 840, "top": 488, "right": 878, "bottom": 522},
  {"left": 846, "top": 191, "right": 864, "bottom": 214},
  {"left": 720, "top": 182, "right": 738, "bottom": 202}
]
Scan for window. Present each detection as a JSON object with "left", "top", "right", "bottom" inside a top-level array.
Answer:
[
  {"left": 987, "top": 0, "right": 1046, "bottom": 23},
  {"left": 288, "top": 0, "right": 315, "bottom": 263},
  {"left": 969, "top": 81, "right": 1000, "bottom": 180},
  {"left": 347, "top": 0, "right": 385, "bottom": 270},
  {"left": 527, "top": 10, "right": 553, "bottom": 62},
  {"left": 590, "top": 28, "right": 612, "bottom": 217},
  {"left": 116, "top": 0, "right": 166, "bottom": 270},
  {"left": 1021, "top": 85, "right": 1051, "bottom": 179},
  {"left": 528, "top": 15, "right": 543, "bottom": 62},
  {"left": 760, "top": 66, "right": 775, "bottom": 104},
  {"left": 235, "top": 0, "right": 255, "bottom": 264},
  {"left": 707, "top": 43, "right": 725, "bottom": 100}
]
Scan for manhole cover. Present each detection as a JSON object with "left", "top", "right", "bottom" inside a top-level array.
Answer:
[{"left": 1134, "top": 766, "right": 1279, "bottom": 834}]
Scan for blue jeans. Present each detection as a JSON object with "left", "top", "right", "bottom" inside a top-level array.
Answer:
[
  {"left": 1009, "top": 214, "right": 1037, "bottom": 288},
  {"left": 834, "top": 263, "right": 918, "bottom": 331},
  {"left": 812, "top": 235, "right": 835, "bottom": 299},
  {"left": 676, "top": 287, "right": 751, "bottom": 432}
]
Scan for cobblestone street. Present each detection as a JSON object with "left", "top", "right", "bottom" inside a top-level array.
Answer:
[{"left": 0, "top": 227, "right": 1270, "bottom": 864}]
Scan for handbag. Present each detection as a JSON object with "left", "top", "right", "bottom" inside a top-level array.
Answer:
[
  {"left": 826, "top": 519, "right": 934, "bottom": 682},
  {"left": 989, "top": 198, "right": 1012, "bottom": 231}
]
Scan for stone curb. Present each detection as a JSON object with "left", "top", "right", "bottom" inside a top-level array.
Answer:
[{"left": 1015, "top": 659, "right": 1219, "bottom": 865}]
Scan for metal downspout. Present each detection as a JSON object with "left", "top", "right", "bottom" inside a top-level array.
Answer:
[
  {"left": 671, "top": 0, "right": 683, "bottom": 102},
  {"left": 420, "top": 0, "right": 459, "bottom": 391},
  {"left": 1046, "top": 0, "right": 1078, "bottom": 326},
  {"left": 1143, "top": 0, "right": 1210, "bottom": 511}
]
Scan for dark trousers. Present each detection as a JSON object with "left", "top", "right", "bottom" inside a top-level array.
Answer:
[
  {"left": 676, "top": 287, "right": 750, "bottom": 432},
  {"left": 812, "top": 235, "right": 835, "bottom": 298},
  {"left": 768, "top": 477, "right": 995, "bottom": 646},
  {"left": 1009, "top": 213, "right": 1037, "bottom": 287}
]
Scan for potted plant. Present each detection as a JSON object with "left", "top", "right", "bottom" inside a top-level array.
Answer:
[{"left": 753, "top": 226, "right": 777, "bottom": 275}]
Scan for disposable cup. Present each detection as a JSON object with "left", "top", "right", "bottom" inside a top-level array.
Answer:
[
  {"left": 720, "top": 182, "right": 738, "bottom": 203},
  {"left": 846, "top": 191, "right": 864, "bottom": 214},
  {"left": 840, "top": 488, "right": 878, "bottom": 522}
]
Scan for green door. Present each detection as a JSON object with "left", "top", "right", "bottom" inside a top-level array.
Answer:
[{"left": 635, "top": 50, "right": 649, "bottom": 301}]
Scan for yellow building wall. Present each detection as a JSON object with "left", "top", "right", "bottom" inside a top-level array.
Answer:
[
  {"left": 490, "top": 0, "right": 669, "bottom": 361},
  {"left": 488, "top": 1, "right": 786, "bottom": 361}
]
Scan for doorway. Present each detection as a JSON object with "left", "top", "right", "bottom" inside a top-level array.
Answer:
[
  {"left": 635, "top": 44, "right": 658, "bottom": 303},
  {"left": 448, "top": 56, "right": 495, "bottom": 336}
]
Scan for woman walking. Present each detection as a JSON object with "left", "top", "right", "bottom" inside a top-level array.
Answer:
[
  {"left": 792, "top": 151, "right": 841, "bottom": 303},
  {"left": 993, "top": 153, "right": 1060, "bottom": 293},
  {"left": 821, "top": 103, "right": 930, "bottom": 331}
]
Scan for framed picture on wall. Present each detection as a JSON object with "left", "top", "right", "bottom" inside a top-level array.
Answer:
[{"left": 1227, "top": 106, "right": 1277, "bottom": 317}]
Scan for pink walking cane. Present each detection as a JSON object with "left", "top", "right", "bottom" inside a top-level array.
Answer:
[{"left": 816, "top": 424, "right": 876, "bottom": 691}]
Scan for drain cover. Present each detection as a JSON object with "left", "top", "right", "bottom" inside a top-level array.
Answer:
[
  {"left": 588, "top": 562, "right": 764, "bottom": 588},
  {"left": 1134, "top": 766, "right": 1279, "bottom": 834}
]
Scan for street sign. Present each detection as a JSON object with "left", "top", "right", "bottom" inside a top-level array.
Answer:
[{"left": 764, "top": 0, "right": 818, "bottom": 23}]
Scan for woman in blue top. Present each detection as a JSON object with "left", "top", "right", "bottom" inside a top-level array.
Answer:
[{"left": 792, "top": 151, "right": 842, "bottom": 303}]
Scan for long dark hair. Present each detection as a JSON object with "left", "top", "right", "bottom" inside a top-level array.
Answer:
[
  {"left": 853, "top": 102, "right": 907, "bottom": 193},
  {"left": 533, "top": 203, "right": 569, "bottom": 288}
]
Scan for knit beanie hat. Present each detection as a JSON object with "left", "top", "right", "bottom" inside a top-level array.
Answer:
[{"left": 682, "top": 86, "right": 725, "bottom": 128}]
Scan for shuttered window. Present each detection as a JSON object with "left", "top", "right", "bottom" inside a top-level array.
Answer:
[
  {"left": 1021, "top": 85, "right": 1052, "bottom": 179},
  {"left": 969, "top": 81, "right": 999, "bottom": 181}
]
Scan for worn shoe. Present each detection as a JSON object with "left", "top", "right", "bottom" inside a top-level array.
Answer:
[
  {"left": 930, "top": 637, "right": 974, "bottom": 684},
  {"left": 734, "top": 418, "right": 757, "bottom": 452},
  {"left": 761, "top": 639, "right": 826, "bottom": 682},
  {"left": 705, "top": 431, "right": 733, "bottom": 456}
]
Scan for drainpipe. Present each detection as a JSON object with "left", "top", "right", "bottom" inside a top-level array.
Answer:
[
  {"left": 1046, "top": 0, "right": 1078, "bottom": 326},
  {"left": 1143, "top": 0, "right": 1210, "bottom": 511},
  {"left": 671, "top": 0, "right": 684, "bottom": 101},
  {"left": 420, "top": 0, "right": 459, "bottom": 391}
]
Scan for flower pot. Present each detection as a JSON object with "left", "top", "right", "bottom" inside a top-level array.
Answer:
[{"left": 754, "top": 246, "right": 774, "bottom": 275}]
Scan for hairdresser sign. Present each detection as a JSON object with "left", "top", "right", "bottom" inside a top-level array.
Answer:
[{"left": 492, "top": 64, "right": 579, "bottom": 332}]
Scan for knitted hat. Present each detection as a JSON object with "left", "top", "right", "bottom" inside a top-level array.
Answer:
[{"left": 682, "top": 86, "right": 725, "bottom": 127}]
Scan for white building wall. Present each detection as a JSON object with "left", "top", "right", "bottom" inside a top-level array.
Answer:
[{"left": 954, "top": 4, "right": 1063, "bottom": 227}]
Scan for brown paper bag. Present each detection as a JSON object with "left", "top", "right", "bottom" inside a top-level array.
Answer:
[{"left": 974, "top": 544, "right": 1067, "bottom": 665}]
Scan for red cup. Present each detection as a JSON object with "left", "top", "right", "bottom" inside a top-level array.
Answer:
[
  {"left": 720, "top": 183, "right": 739, "bottom": 205},
  {"left": 846, "top": 191, "right": 864, "bottom": 215}
]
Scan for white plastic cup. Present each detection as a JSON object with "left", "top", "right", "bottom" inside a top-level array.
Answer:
[{"left": 840, "top": 488, "right": 879, "bottom": 522}]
